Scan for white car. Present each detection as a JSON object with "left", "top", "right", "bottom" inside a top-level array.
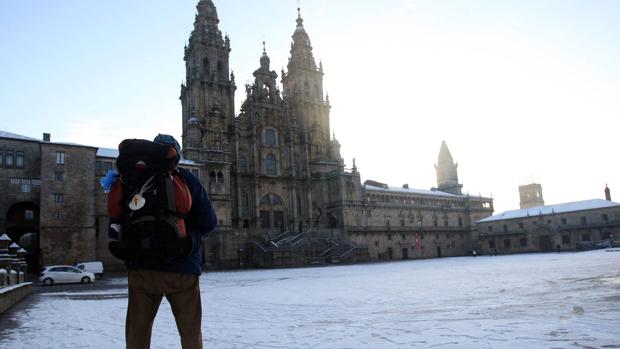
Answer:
[
  {"left": 75, "top": 261, "right": 104, "bottom": 279},
  {"left": 39, "top": 265, "right": 95, "bottom": 286}
]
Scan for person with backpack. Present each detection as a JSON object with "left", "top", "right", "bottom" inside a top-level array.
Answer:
[{"left": 104, "top": 134, "right": 217, "bottom": 349}]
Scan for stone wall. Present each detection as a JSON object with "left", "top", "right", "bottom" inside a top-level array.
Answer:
[{"left": 39, "top": 143, "right": 97, "bottom": 265}]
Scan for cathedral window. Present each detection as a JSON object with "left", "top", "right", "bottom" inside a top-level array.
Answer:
[
  {"left": 240, "top": 192, "right": 249, "bottom": 216},
  {"left": 239, "top": 159, "right": 248, "bottom": 174},
  {"left": 265, "top": 154, "right": 277, "bottom": 175},
  {"left": 259, "top": 193, "right": 286, "bottom": 230},
  {"left": 264, "top": 128, "right": 277, "bottom": 147},
  {"left": 203, "top": 58, "right": 210, "bottom": 75}
]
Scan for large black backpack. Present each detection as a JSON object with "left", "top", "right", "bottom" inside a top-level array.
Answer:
[{"left": 108, "top": 139, "right": 193, "bottom": 268}]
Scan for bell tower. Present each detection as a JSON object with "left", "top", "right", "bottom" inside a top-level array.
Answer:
[
  {"left": 180, "top": 0, "right": 236, "bottom": 164},
  {"left": 281, "top": 8, "right": 331, "bottom": 166}
]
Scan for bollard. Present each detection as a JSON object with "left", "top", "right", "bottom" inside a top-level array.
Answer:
[{"left": 0, "top": 268, "right": 7, "bottom": 288}]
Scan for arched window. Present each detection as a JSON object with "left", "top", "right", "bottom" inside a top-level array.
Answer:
[
  {"left": 259, "top": 193, "right": 286, "bottom": 230},
  {"left": 264, "top": 128, "right": 277, "bottom": 147},
  {"left": 217, "top": 171, "right": 224, "bottom": 183},
  {"left": 217, "top": 61, "right": 224, "bottom": 80},
  {"left": 265, "top": 154, "right": 277, "bottom": 176},
  {"left": 203, "top": 58, "right": 210, "bottom": 75}
]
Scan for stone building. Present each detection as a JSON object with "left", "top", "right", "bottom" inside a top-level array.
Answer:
[
  {"left": 177, "top": 0, "right": 494, "bottom": 268},
  {"left": 0, "top": 131, "right": 97, "bottom": 270},
  {"left": 475, "top": 192, "right": 620, "bottom": 255}
]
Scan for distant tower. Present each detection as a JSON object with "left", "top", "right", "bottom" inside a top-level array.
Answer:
[
  {"left": 180, "top": 0, "right": 236, "bottom": 162},
  {"left": 605, "top": 184, "right": 612, "bottom": 201},
  {"left": 519, "top": 183, "right": 544, "bottom": 209},
  {"left": 435, "top": 141, "right": 462, "bottom": 195}
]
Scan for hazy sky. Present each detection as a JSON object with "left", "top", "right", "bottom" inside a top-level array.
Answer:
[{"left": 1, "top": 0, "right": 618, "bottom": 213}]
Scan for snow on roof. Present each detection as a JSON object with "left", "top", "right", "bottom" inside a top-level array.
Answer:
[
  {"left": 477, "top": 199, "right": 620, "bottom": 223},
  {"left": 96, "top": 147, "right": 199, "bottom": 166},
  {"left": 364, "top": 184, "right": 460, "bottom": 198},
  {"left": 0, "top": 130, "right": 41, "bottom": 142}
]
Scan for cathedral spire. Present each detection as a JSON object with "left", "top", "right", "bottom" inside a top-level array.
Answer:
[
  {"left": 289, "top": 5, "right": 316, "bottom": 71},
  {"left": 191, "top": 0, "right": 223, "bottom": 44},
  {"left": 435, "top": 141, "right": 462, "bottom": 195}
]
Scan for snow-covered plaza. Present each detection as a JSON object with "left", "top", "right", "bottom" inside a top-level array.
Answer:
[{"left": 1, "top": 250, "right": 619, "bottom": 348}]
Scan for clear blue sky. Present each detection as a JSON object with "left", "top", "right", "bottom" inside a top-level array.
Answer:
[{"left": 1, "top": 0, "right": 619, "bottom": 212}]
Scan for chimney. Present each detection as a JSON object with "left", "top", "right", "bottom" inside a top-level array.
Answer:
[
  {"left": 43, "top": 133, "right": 51, "bottom": 142},
  {"left": 402, "top": 184, "right": 409, "bottom": 189},
  {"left": 605, "top": 184, "right": 611, "bottom": 201}
]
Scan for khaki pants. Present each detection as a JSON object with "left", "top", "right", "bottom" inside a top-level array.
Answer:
[{"left": 126, "top": 270, "right": 203, "bottom": 349}]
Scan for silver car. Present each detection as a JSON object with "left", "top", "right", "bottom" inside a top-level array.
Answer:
[{"left": 39, "top": 265, "right": 96, "bottom": 286}]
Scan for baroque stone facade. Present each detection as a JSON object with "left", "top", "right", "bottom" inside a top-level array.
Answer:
[{"left": 180, "top": 1, "right": 494, "bottom": 268}]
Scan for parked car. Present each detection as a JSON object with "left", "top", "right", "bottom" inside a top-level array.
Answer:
[
  {"left": 39, "top": 265, "right": 95, "bottom": 286},
  {"left": 75, "top": 261, "right": 104, "bottom": 279}
]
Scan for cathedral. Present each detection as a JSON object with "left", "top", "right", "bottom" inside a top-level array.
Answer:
[{"left": 179, "top": 0, "right": 494, "bottom": 268}]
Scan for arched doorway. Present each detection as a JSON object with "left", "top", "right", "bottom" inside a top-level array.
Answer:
[
  {"left": 6, "top": 202, "right": 40, "bottom": 271},
  {"left": 259, "top": 193, "right": 287, "bottom": 231}
]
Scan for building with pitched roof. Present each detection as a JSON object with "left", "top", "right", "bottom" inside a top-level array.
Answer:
[{"left": 475, "top": 194, "right": 620, "bottom": 254}]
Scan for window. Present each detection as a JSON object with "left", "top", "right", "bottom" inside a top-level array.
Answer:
[
  {"left": 32, "top": 179, "right": 41, "bottom": 186},
  {"left": 239, "top": 159, "right": 248, "bottom": 174},
  {"left": 54, "top": 210, "right": 63, "bottom": 220},
  {"left": 581, "top": 233, "right": 591, "bottom": 241},
  {"left": 24, "top": 210, "right": 34, "bottom": 220},
  {"left": 580, "top": 216, "right": 587, "bottom": 225},
  {"left": 374, "top": 241, "right": 379, "bottom": 247},
  {"left": 6, "top": 151, "right": 14, "bottom": 167},
  {"left": 433, "top": 217, "right": 438, "bottom": 227},
  {"left": 55, "top": 172, "right": 64, "bottom": 181},
  {"left": 488, "top": 226, "right": 493, "bottom": 232},
  {"left": 458, "top": 217, "right": 463, "bottom": 227},
  {"left": 562, "top": 235, "right": 571, "bottom": 244},
  {"left": 444, "top": 219, "right": 449, "bottom": 227},
  {"left": 15, "top": 151, "right": 24, "bottom": 168},
  {"left": 265, "top": 154, "right": 276, "bottom": 175},
  {"left": 54, "top": 193, "right": 64, "bottom": 204},
  {"left": 240, "top": 192, "right": 249, "bottom": 216},
  {"left": 520, "top": 238, "right": 527, "bottom": 247},
  {"left": 504, "top": 239, "right": 511, "bottom": 248},
  {"left": 503, "top": 224, "right": 508, "bottom": 233},
  {"left": 561, "top": 218, "right": 567, "bottom": 225},
  {"left": 489, "top": 240, "right": 496, "bottom": 249},
  {"left": 10, "top": 177, "right": 20, "bottom": 185},
  {"left": 401, "top": 234, "right": 406, "bottom": 240},
  {"left": 56, "top": 151, "right": 65, "bottom": 165},
  {"left": 0, "top": 150, "right": 3, "bottom": 165},
  {"left": 387, "top": 234, "right": 392, "bottom": 240},
  {"left": 400, "top": 220, "right": 405, "bottom": 227},
  {"left": 95, "top": 161, "right": 102, "bottom": 171},
  {"left": 602, "top": 214, "right": 609, "bottom": 222},
  {"left": 264, "top": 128, "right": 277, "bottom": 146},
  {"left": 21, "top": 179, "right": 31, "bottom": 193}
]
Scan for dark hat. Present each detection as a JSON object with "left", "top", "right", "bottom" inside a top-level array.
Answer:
[{"left": 154, "top": 134, "right": 181, "bottom": 156}]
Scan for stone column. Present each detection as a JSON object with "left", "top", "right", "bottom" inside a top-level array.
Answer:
[
  {"left": 0, "top": 234, "right": 12, "bottom": 287},
  {"left": 17, "top": 248, "right": 28, "bottom": 283},
  {"left": 8, "top": 242, "right": 20, "bottom": 284}
]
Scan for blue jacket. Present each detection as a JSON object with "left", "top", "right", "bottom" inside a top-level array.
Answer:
[
  {"left": 161, "top": 168, "right": 217, "bottom": 275},
  {"left": 109, "top": 168, "right": 217, "bottom": 275}
]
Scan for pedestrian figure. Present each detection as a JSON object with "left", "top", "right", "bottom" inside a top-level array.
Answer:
[
  {"left": 472, "top": 249, "right": 477, "bottom": 257},
  {"left": 105, "top": 134, "right": 217, "bottom": 349}
]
